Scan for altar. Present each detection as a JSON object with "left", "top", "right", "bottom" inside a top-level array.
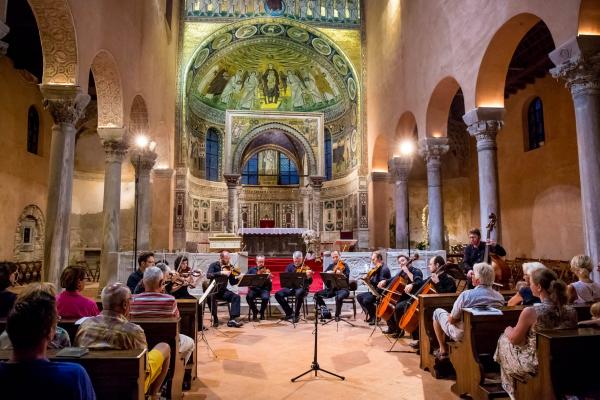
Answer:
[{"left": 239, "top": 228, "right": 307, "bottom": 256}]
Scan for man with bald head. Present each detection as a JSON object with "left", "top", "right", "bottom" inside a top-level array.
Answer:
[
  {"left": 206, "top": 251, "right": 243, "bottom": 328},
  {"left": 275, "top": 251, "right": 313, "bottom": 323}
]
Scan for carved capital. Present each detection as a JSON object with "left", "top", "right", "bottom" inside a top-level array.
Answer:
[
  {"left": 388, "top": 156, "right": 412, "bottom": 182},
  {"left": 309, "top": 175, "right": 325, "bottom": 190},
  {"left": 102, "top": 139, "right": 128, "bottom": 163},
  {"left": 463, "top": 107, "right": 504, "bottom": 152},
  {"left": 223, "top": 173, "right": 241, "bottom": 187},
  {"left": 40, "top": 85, "right": 90, "bottom": 125},
  {"left": 550, "top": 35, "right": 600, "bottom": 98},
  {"left": 418, "top": 137, "right": 449, "bottom": 165},
  {"left": 130, "top": 148, "right": 157, "bottom": 174}
]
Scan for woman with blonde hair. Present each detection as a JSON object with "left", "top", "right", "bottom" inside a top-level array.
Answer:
[
  {"left": 507, "top": 262, "right": 545, "bottom": 306},
  {"left": 567, "top": 255, "right": 600, "bottom": 304}
]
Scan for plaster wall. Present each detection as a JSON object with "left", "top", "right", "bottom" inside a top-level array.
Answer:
[{"left": 0, "top": 58, "right": 51, "bottom": 259}]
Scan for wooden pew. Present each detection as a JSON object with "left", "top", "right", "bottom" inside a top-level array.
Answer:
[
  {"left": 449, "top": 307, "right": 524, "bottom": 399},
  {"left": 176, "top": 299, "right": 198, "bottom": 381},
  {"left": 514, "top": 327, "right": 600, "bottom": 400},
  {"left": 0, "top": 348, "right": 146, "bottom": 400}
]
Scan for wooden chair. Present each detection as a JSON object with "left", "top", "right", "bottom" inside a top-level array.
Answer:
[{"left": 341, "top": 280, "right": 357, "bottom": 319}]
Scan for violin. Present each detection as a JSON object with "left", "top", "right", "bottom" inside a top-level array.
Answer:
[
  {"left": 333, "top": 258, "right": 346, "bottom": 274},
  {"left": 222, "top": 264, "right": 241, "bottom": 277},
  {"left": 377, "top": 254, "right": 419, "bottom": 321}
]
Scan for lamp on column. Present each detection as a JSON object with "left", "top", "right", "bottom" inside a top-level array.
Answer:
[{"left": 132, "top": 135, "right": 157, "bottom": 272}]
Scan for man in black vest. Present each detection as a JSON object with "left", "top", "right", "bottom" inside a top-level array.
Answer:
[{"left": 206, "top": 251, "right": 243, "bottom": 328}]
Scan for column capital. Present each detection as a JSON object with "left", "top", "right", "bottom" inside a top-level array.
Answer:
[
  {"left": 550, "top": 35, "right": 600, "bottom": 98},
  {"left": 388, "top": 156, "right": 412, "bottom": 181},
  {"left": 309, "top": 175, "right": 325, "bottom": 189},
  {"left": 223, "top": 173, "right": 241, "bottom": 187},
  {"left": 418, "top": 137, "right": 449, "bottom": 165},
  {"left": 40, "top": 84, "right": 90, "bottom": 125},
  {"left": 463, "top": 107, "right": 505, "bottom": 151},
  {"left": 102, "top": 139, "right": 128, "bottom": 163},
  {"left": 130, "top": 148, "right": 157, "bottom": 174}
]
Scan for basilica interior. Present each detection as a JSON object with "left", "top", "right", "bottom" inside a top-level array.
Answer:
[{"left": 1, "top": 0, "right": 599, "bottom": 399}]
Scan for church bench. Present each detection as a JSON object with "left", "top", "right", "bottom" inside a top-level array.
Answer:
[
  {"left": 514, "top": 327, "right": 600, "bottom": 400},
  {"left": 0, "top": 348, "right": 146, "bottom": 400},
  {"left": 175, "top": 299, "right": 199, "bottom": 381}
]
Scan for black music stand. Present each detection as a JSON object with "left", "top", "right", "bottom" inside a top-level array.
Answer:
[
  {"left": 191, "top": 281, "right": 217, "bottom": 357},
  {"left": 319, "top": 273, "right": 355, "bottom": 328},
  {"left": 237, "top": 274, "right": 270, "bottom": 326},
  {"left": 277, "top": 272, "right": 307, "bottom": 327},
  {"left": 362, "top": 279, "right": 391, "bottom": 342}
]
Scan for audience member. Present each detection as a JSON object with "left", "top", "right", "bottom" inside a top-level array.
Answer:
[
  {"left": 494, "top": 268, "right": 577, "bottom": 398},
  {"left": 56, "top": 266, "right": 100, "bottom": 319},
  {"left": 567, "top": 254, "right": 600, "bottom": 304},
  {"left": 507, "top": 262, "right": 545, "bottom": 306},
  {"left": 432, "top": 263, "right": 505, "bottom": 359},
  {"left": 0, "top": 283, "right": 70, "bottom": 349},
  {"left": 0, "top": 284, "right": 95, "bottom": 399},
  {"left": 127, "top": 252, "right": 155, "bottom": 294},
  {"left": 578, "top": 301, "right": 600, "bottom": 328},
  {"left": 75, "top": 283, "right": 170, "bottom": 398},
  {"left": 0, "top": 262, "right": 18, "bottom": 318}
]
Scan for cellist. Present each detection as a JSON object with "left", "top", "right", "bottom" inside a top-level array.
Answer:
[
  {"left": 357, "top": 251, "right": 391, "bottom": 325},
  {"left": 378, "top": 254, "right": 423, "bottom": 338}
]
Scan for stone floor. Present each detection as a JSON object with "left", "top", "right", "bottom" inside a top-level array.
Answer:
[{"left": 185, "top": 307, "right": 455, "bottom": 400}]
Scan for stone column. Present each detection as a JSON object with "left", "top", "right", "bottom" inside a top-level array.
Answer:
[
  {"left": 550, "top": 36, "right": 600, "bottom": 276},
  {"left": 40, "top": 85, "right": 90, "bottom": 285},
  {"left": 388, "top": 156, "right": 413, "bottom": 249},
  {"left": 131, "top": 148, "right": 157, "bottom": 251},
  {"left": 463, "top": 107, "right": 505, "bottom": 242},
  {"left": 309, "top": 176, "right": 325, "bottom": 232},
  {"left": 98, "top": 129, "right": 128, "bottom": 288},
  {"left": 419, "top": 138, "right": 449, "bottom": 250},
  {"left": 301, "top": 186, "right": 311, "bottom": 228},
  {"left": 224, "top": 174, "right": 241, "bottom": 233},
  {"left": 0, "top": 1, "right": 8, "bottom": 57}
]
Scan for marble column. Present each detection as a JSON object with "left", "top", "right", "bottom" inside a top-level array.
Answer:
[
  {"left": 224, "top": 174, "right": 241, "bottom": 233},
  {"left": 301, "top": 186, "right": 311, "bottom": 228},
  {"left": 550, "top": 36, "right": 600, "bottom": 276},
  {"left": 389, "top": 156, "right": 412, "bottom": 249},
  {"left": 419, "top": 138, "right": 449, "bottom": 250},
  {"left": 309, "top": 176, "right": 324, "bottom": 232},
  {"left": 131, "top": 148, "right": 157, "bottom": 251},
  {"left": 98, "top": 129, "right": 128, "bottom": 288},
  {"left": 40, "top": 85, "right": 90, "bottom": 285},
  {"left": 463, "top": 107, "right": 505, "bottom": 242}
]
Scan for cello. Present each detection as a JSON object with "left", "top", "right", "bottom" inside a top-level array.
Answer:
[
  {"left": 485, "top": 213, "right": 511, "bottom": 288},
  {"left": 376, "top": 254, "right": 419, "bottom": 321}
]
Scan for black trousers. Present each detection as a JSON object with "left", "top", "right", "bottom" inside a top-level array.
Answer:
[
  {"left": 275, "top": 287, "right": 307, "bottom": 317},
  {"left": 246, "top": 287, "right": 270, "bottom": 316},
  {"left": 314, "top": 288, "right": 350, "bottom": 317},
  {"left": 209, "top": 288, "right": 241, "bottom": 321},
  {"left": 356, "top": 292, "right": 378, "bottom": 319}
]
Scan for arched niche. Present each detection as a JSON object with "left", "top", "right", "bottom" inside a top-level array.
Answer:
[
  {"left": 579, "top": 0, "right": 600, "bottom": 35},
  {"left": 13, "top": 204, "right": 45, "bottom": 262},
  {"left": 426, "top": 76, "right": 463, "bottom": 138},
  {"left": 90, "top": 50, "right": 124, "bottom": 128}
]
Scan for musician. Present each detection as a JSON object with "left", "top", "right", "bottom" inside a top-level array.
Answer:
[
  {"left": 274, "top": 251, "right": 313, "bottom": 323},
  {"left": 462, "top": 228, "right": 506, "bottom": 274},
  {"left": 206, "top": 251, "right": 243, "bottom": 328},
  {"left": 357, "top": 251, "right": 391, "bottom": 325},
  {"left": 246, "top": 255, "right": 272, "bottom": 321},
  {"left": 378, "top": 254, "right": 423, "bottom": 337},
  {"left": 314, "top": 251, "right": 350, "bottom": 321}
]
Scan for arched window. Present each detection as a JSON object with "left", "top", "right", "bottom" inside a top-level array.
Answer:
[
  {"left": 324, "top": 130, "right": 332, "bottom": 181},
  {"left": 205, "top": 128, "right": 220, "bottom": 181},
  {"left": 27, "top": 106, "right": 40, "bottom": 155},
  {"left": 527, "top": 97, "right": 545, "bottom": 151},
  {"left": 278, "top": 152, "right": 299, "bottom": 185},
  {"left": 241, "top": 154, "right": 259, "bottom": 185}
]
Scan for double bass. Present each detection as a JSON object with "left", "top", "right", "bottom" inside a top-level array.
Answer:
[
  {"left": 376, "top": 254, "right": 419, "bottom": 321},
  {"left": 485, "top": 213, "right": 511, "bottom": 288}
]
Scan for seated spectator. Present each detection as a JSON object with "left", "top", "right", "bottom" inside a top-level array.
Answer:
[
  {"left": 0, "top": 262, "right": 18, "bottom": 318},
  {"left": 134, "top": 262, "right": 170, "bottom": 295},
  {"left": 75, "top": 283, "right": 170, "bottom": 399},
  {"left": 578, "top": 301, "right": 600, "bottom": 328},
  {"left": 57, "top": 266, "right": 100, "bottom": 319},
  {"left": 127, "top": 252, "right": 155, "bottom": 294},
  {"left": 507, "top": 262, "right": 545, "bottom": 306},
  {"left": 494, "top": 268, "right": 577, "bottom": 398},
  {"left": 0, "top": 283, "right": 70, "bottom": 350},
  {"left": 0, "top": 284, "right": 95, "bottom": 399},
  {"left": 567, "top": 254, "right": 600, "bottom": 304},
  {"left": 432, "top": 262, "right": 505, "bottom": 359}
]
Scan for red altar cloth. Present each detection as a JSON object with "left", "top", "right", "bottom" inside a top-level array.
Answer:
[
  {"left": 247, "top": 257, "right": 323, "bottom": 293},
  {"left": 259, "top": 219, "right": 275, "bottom": 228}
]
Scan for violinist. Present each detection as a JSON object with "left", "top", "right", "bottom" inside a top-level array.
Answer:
[
  {"left": 246, "top": 255, "right": 272, "bottom": 321},
  {"left": 275, "top": 251, "right": 313, "bottom": 323},
  {"left": 170, "top": 255, "right": 202, "bottom": 299},
  {"left": 314, "top": 251, "right": 350, "bottom": 321},
  {"left": 357, "top": 251, "right": 391, "bottom": 325},
  {"left": 206, "top": 251, "right": 243, "bottom": 328},
  {"left": 378, "top": 254, "right": 423, "bottom": 338}
]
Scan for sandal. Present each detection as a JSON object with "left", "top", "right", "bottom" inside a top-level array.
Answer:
[{"left": 433, "top": 348, "right": 448, "bottom": 360}]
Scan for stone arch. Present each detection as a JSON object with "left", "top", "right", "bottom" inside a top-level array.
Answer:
[
  {"left": 231, "top": 123, "right": 318, "bottom": 175},
  {"left": 241, "top": 144, "right": 301, "bottom": 174},
  {"left": 90, "top": 50, "right": 124, "bottom": 128},
  {"left": 579, "top": 0, "right": 600, "bottom": 35},
  {"left": 475, "top": 13, "right": 555, "bottom": 108},
  {"left": 395, "top": 111, "right": 418, "bottom": 142},
  {"left": 129, "top": 95, "right": 149, "bottom": 136},
  {"left": 426, "top": 76, "right": 463, "bottom": 137},
  {"left": 371, "top": 133, "right": 390, "bottom": 172},
  {"left": 13, "top": 204, "right": 45, "bottom": 262},
  {"left": 27, "top": 0, "right": 78, "bottom": 85}
]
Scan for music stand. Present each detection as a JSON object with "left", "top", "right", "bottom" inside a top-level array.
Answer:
[
  {"left": 277, "top": 272, "right": 307, "bottom": 327},
  {"left": 361, "top": 279, "right": 391, "bottom": 342},
  {"left": 237, "top": 274, "right": 270, "bottom": 326},
  {"left": 319, "top": 273, "right": 355, "bottom": 328},
  {"left": 189, "top": 282, "right": 217, "bottom": 357},
  {"left": 205, "top": 275, "right": 230, "bottom": 335}
]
